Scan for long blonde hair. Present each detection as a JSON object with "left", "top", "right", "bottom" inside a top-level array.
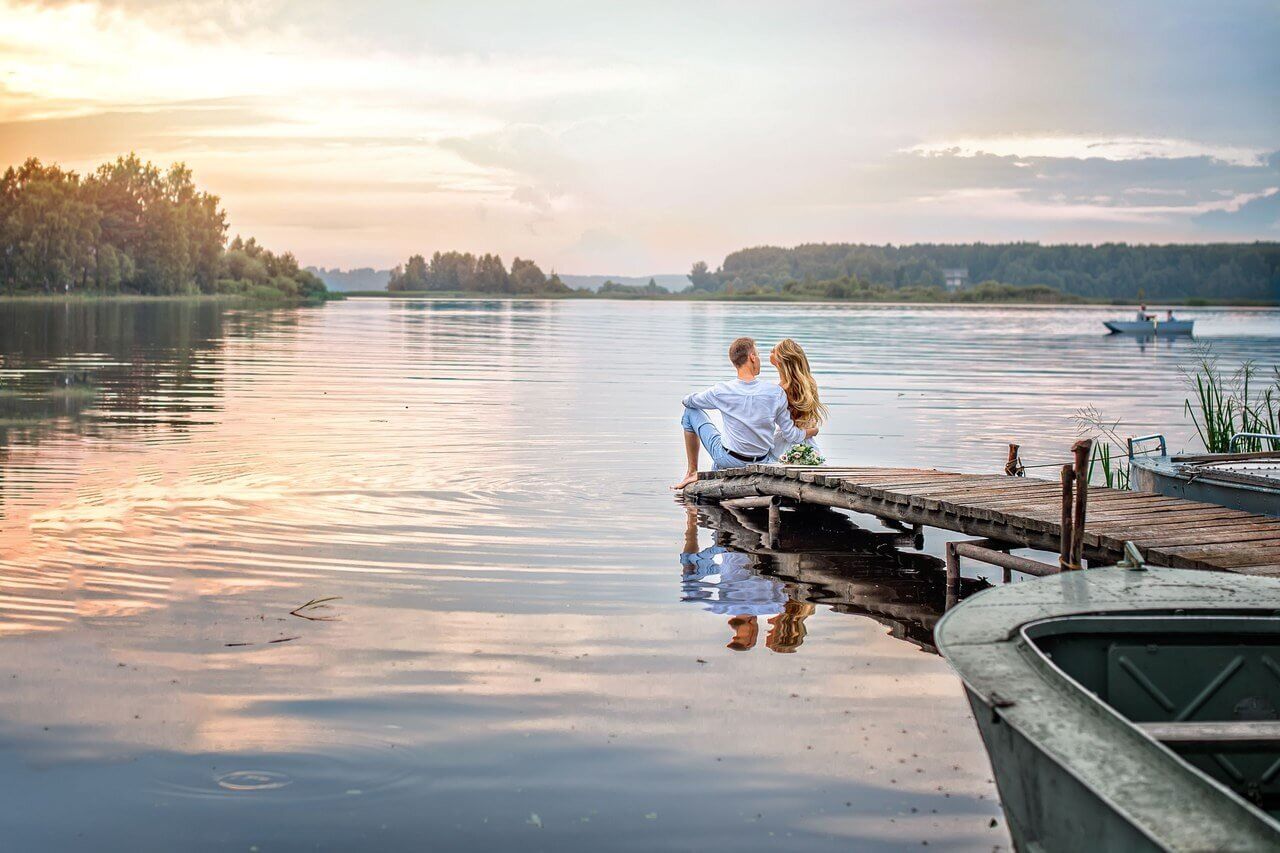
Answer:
[{"left": 773, "top": 338, "right": 827, "bottom": 429}]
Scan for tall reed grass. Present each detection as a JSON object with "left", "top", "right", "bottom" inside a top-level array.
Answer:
[{"left": 1183, "top": 354, "right": 1280, "bottom": 453}]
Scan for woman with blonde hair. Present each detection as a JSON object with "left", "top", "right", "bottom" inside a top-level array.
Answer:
[{"left": 769, "top": 338, "right": 828, "bottom": 460}]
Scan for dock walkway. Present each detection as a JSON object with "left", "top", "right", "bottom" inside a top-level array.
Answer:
[{"left": 683, "top": 465, "right": 1280, "bottom": 575}]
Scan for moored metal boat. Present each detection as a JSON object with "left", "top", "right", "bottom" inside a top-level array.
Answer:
[
  {"left": 1104, "top": 318, "right": 1195, "bottom": 335},
  {"left": 936, "top": 562, "right": 1280, "bottom": 852},
  {"left": 1128, "top": 433, "right": 1280, "bottom": 517}
]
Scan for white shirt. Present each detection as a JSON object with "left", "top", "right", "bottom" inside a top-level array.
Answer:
[
  {"left": 682, "top": 378, "right": 807, "bottom": 458},
  {"left": 681, "top": 548, "right": 787, "bottom": 616}
]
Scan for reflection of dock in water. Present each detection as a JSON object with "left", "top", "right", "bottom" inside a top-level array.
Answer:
[{"left": 692, "top": 501, "right": 991, "bottom": 653}]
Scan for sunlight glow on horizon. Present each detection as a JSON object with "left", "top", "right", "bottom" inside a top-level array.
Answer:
[{"left": 1, "top": 0, "right": 1277, "bottom": 273}]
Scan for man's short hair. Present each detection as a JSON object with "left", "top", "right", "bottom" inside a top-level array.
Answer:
[{"left": 728, "top": 337, "right": 756, "bottom": 367}]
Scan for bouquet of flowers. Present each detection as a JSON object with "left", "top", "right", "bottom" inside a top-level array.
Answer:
[{"left": 779, "top": 444, "right": 825, "bottom": 466}]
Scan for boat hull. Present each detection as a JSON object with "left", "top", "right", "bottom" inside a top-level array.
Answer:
[
  {"left": 1130, "top": 455, "right": 1280, "bottom": 517},
  {"left": 964, "top": 686, "right": 1164, "bottom": 852},
  {"left": 937, "top": 569, "right": 1280, "bottom": 852},
  {"left": 1104, "top": 320, "right": 1194, "bottom": 335}
]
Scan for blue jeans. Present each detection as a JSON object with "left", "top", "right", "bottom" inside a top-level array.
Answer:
[{"left": 682, "top": 406, "right": 775, "bottom": 470}]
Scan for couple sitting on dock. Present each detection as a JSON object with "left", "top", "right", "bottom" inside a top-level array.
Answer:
[{"left": 672, "top": 336, "right": 827, "bottom": 490}]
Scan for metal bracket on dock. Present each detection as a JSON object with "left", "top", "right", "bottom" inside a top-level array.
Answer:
[{"left": 1115, "top": 541, "right": 1147, "bottom": 571}]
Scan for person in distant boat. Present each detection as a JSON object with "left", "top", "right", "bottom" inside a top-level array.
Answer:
[
  {"left": 768, "top": 338, "right": 828, "bottom": 460},
  {"left": 672, "top": 336, "right": 817, "bottom": 490},
  {"left": 1166, "top": 309, "right": 1175, "bottom": 321},
  {"left": 1136, "top": 304, "right": 1152, "bottom": 322}
]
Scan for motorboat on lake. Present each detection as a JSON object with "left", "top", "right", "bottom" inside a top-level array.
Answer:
[
  {"left": 937, "top": 561, "right": 1280, "bottom": 852},
  {"left": 1104, "top": 313, "right": 1195, "bottom": 335},
  {"left": 1128, "top": 433, "right": 1280, "bottom": 517}
]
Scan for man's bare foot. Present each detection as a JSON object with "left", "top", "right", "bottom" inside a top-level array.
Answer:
[{"left": 670, "top": 471, "right": 699, "bottom": 490}]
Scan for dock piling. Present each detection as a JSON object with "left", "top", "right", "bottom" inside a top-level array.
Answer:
[
  {"left": 1070, "top": 439, "right": 1092, "bottom": 569},
  {"left": 1059, "top": 464, "right": 1075, "bottom": 571}
]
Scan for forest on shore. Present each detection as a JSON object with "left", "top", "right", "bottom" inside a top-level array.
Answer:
[
  {"left": 378, "top": 242, "right": 1279, "bottom": 303},
  {"left": 687, "top": 242, "right": 1280, "bottom": 302},
  {"left": 387, "top": 251, "right": 572, "bottom": 295},
  {"left": 1, "top": 155, "right": 331, "bottom": 302}
]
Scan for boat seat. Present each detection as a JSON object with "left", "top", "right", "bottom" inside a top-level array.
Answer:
[{"left": 1139, "top": 720, "right": 1280, "bottom": 747}]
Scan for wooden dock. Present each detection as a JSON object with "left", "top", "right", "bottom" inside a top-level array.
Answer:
[{"left": 683, "top": 465, "right": 1280, "bottom": 575}]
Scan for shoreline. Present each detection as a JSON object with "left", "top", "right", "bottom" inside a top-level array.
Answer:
[
  {"left": 341, "top": 291, "right": 1278, "bottom": 308},
  {"left": 1, "top": 291, "right": 1273, "bottom": 309},
  {"left": 0, "top": 293, "right": 340, "bottom": 305}
]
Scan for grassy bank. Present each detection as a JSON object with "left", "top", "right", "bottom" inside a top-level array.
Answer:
[{"left": 0, "top": 291, "right": 343, "bottom": 306}]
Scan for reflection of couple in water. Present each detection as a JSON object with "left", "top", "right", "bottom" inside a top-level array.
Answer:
[
  {"left": 671, "top": 337, "right": 827, "bottom": 490},
  {"left": 680, "top": 506, "right": 815, "bottom": 652}
]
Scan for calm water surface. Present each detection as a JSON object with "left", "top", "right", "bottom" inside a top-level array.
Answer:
[{"left": 1, "top": 299, "right": 1277, "bottom": 851}]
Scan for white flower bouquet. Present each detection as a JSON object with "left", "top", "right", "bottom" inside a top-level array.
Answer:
[{"left": 779, "top": 444, "right": 825, "bottom": 466}]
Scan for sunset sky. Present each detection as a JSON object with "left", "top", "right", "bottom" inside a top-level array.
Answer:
[{"left": 2, "top": 0, "right": 1277, "bottom": 274}]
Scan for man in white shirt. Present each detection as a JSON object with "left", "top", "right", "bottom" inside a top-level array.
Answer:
[{"left": 672, "top": 337, "right": 818, "bottom": 489}]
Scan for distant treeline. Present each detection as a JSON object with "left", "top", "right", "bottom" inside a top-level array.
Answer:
[
  {"left": 1, "top": 155, "right": 330, "bottom": 302},
  {"left": 388, "top": 251, "right": 571, "bottom": 294},
  {"left": 689, "top": 243, "right": 1280, "bottom": 301},
  {"left": 307, "top": 266, "right": 391, "bottom": 292},
  {"left": 599, "top": 278, "right": 669, "bottom": 295}
]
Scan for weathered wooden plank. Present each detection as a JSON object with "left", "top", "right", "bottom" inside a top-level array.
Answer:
[
  {"left": 1085, "top": 522, "right": 1275, "bottom": 551},
  {"left": 1148, "top": 542, "right": 1280, "bottom": 569},
  {"left": 1087, "top": 510, "right": 1261, "bottom": 530},
  {"left": 1114, "top": 527, "right": 1280, "bottom": 548},
  {"left": 683, "top": 467, "right": 1280, "bottom": 577}
]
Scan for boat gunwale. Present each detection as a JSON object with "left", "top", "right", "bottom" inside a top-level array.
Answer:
[{"left": 1130, "top": 453, "right": 1280, "bottom": 497}]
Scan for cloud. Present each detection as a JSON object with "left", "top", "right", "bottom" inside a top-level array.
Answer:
[
  {"left": 440, "top": 125, "right": 575, "bottom": 184},
  {"left": 0, "top": 101, "right": 269, "bottom": 165},
  {"left": 3, "top": 0, "right": 1278, "bottom": 272},
  {"left": 511, "top": 185, "right": 553, "bottom": 214},
  {"left": 1194, "top": 188, "right": 1280, "bottom": 234},
  {"left": 908, "top": 135, "right": 1269, "bottom": 167}
]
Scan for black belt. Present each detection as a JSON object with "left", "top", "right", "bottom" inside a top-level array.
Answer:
[{"left": 727, "top": 448, "right": 769, "bottom": 464}]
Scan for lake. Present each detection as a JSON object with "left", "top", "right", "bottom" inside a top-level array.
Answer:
[{"left": 1, "top": 298, "right": 1277, "bottom": 851}]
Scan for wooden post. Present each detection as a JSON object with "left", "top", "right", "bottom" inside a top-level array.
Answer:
[
  {"left": 1005, "top": 443, "right": 1024, "bottom": 476},
  {"left": 912, "top": 523, "right": 924, "bottom": 550},
  {"left": 767, "top": 503, "right": 782, "bottom": 550},
  {"left": 1059, "top": 463, "right": 1075, "bottom": 571},
  {"left": 1071, "top": 439, "right": 1092, "bottom": 569},
  {"left": 945, "top": 541, "right": 960, "bottom": 610}
]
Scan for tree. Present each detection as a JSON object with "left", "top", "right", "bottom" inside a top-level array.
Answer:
[
  {"left": 0, "top": 153, "right": 325, "bottom": 300},
  {"left": 510, "top": 257, "right": 547, "bottom": 293},
  {"left": 688, "top": 260, "right": 717, "bottom": 291},
  {"left": 474, "top": 253, "right": 510, "bottom": 292},
  {"left": 388, "top": 254, "right": 429, "bottom": 291}
]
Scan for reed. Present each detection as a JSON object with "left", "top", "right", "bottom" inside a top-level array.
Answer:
[
  {"left": 1182, "top": 354, "right": 1280, "bottom": 453},
  {"left": 1090, "top": 441, "right": 1130, "bottom": 490},
  {"left": 1073, "top": 405, "right": 1130, "bottom": 489}
]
